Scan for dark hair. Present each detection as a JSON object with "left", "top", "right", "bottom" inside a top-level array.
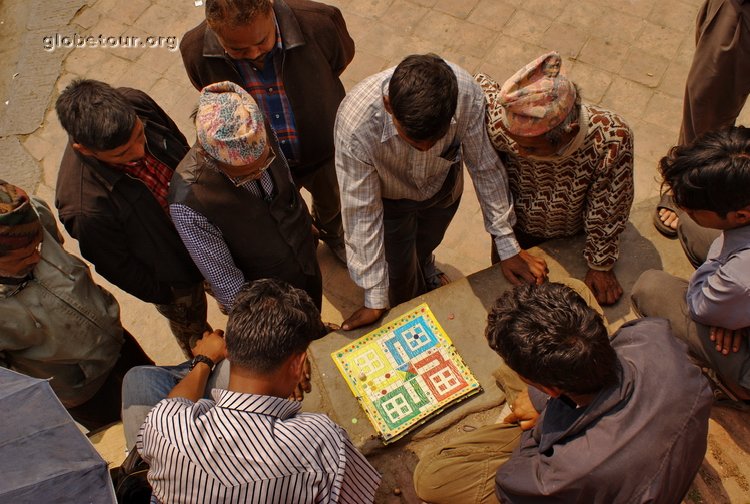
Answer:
[
  {"left": 205, "top": 0, "right": 272, "bottom": 29},
  {"left": 55, "top": 79, "right": 136, "bottom": 151},
  {"left": 388, "top": 54, "right": 458, "bottom": 141},
  {"left": 225, "top": 279, "right": 325, "bottom": 374},
  {"left": 486, "top": 283, "right": 618, "bottom": 395},
  {"left": 659, "top": 126, "right": 750, "bottom": 216}
]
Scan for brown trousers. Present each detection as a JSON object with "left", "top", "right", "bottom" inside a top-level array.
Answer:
[
  {"left": 679, "top": 0, "right": 750, "bottom": 145},
  {"left": 413, "top": 279, "right": 604, "bottom": 504}
]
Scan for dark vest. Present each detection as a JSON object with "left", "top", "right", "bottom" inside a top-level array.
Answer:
[{"left": 169, "top": 141, "right": 316, "bottom": 284}]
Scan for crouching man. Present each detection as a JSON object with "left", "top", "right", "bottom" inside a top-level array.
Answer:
[{"left": 414, "top": 281, "right": 712, "bottom": 504}]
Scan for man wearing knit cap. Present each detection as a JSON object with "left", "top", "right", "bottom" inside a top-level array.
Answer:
[
  {"left": 170, "top": 81, "right": 320, "bottom": 316},
  {"left": 55, "top": 79, "right": 208, "bottom": 357},
  {"left": 0, "top": 181, "right": 153, "bottom": 430},
  {"left": 476, "top": 52, "right": 634, "bottom": 305}
]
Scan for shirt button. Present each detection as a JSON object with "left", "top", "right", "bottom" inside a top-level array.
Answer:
[
  {"left": 268, "top": 87, "right": 273, "bottom": 92},
  {"left": 275, "top": 114, "right": 280, "bottom": 119}
]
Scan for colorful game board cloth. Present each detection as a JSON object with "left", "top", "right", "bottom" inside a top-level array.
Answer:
[{"left": 331, "top": 304, "right": 481, "bottom": 443}]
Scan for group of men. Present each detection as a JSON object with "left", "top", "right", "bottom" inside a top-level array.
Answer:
[{"left": 1, "top": 0, "right": 749, "bottom": 502}]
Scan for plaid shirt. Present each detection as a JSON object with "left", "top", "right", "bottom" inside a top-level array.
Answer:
[
  {"left": 233, "top": 20, "right": 300, "bottom": 164},
  {"left": 117, "top": 148, "right": 172, "bottom": 212}
]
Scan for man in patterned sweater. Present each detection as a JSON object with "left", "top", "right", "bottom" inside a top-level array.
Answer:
[{"left": 475, "top": 52, "right": 634, "bottom": 305}]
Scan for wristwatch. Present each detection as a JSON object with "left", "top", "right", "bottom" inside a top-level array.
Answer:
[{"left": 190, "top": 354, "right": 215, "bottom": 371}]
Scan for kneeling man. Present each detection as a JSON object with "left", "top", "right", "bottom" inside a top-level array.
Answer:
[{"left": 414, "top": 282, "right": 711, "bottom": 504}]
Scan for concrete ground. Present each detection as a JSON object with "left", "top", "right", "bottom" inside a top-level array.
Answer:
[{"left": 1, "top": 0, "right": 749, "bottom": 502}]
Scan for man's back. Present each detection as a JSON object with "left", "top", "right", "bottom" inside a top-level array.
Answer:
[
  {"left": 496, "top": 318, "right": 713, "bottom": 503},
  {"left": 139, "top": 389, "right": 380, "bottom": 504}
]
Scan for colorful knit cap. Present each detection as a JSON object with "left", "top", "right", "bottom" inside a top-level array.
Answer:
[
  {"left": 196, "top": 81, "right": 267, "bottom": 166},
  {"left": 498, "top": 51, "right": 576, "bottom": 137},
  {"left": 0, "top": 180, "right": 42, "bottom": 253}
]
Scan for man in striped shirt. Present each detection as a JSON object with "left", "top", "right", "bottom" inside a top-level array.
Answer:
[{"left": 137, "top": 279, "right": 380, "bottom": 504}]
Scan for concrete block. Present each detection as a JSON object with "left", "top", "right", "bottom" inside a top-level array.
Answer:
[
  {"left": 578, "top": 36, "right": 628, "bottom": 73},
  {"left": 382, "top": 0, "right": 430, "bottom": 34},
  {"left": 539, "top": 21, "right": 589, "bottom": 59},
  {"left": 634, "top": 22, "right": 684, "bottom": 60},
  {"left": 643, "top": 91, "right": 683, "bottom": 133},
  {"left": 566, "top": 60, "right": 613, "bottom": 104},
  {"left": 434, "top": 0, "right": 480, "bottom": 20},
  {"left": 649, "top": 0, "right": 698, "bottom": 32},
  {"left": 503, "top": 9, "right": 552, "bottom": 47},
  {"left": 619, "top": 48, "right": 669, "bottom": 88},
  {"left": 347, "top": 0, "right": 396, "bottom": 19},
  {"left": 600, "top": 75, "right": 653, "bottom": 118}
]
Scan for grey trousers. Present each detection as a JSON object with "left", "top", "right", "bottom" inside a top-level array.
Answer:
[
  {"left": 677, "top": 212, "right": 721, "bottom": 269},
  {"left": 679, "top": 0, "right": 750, "bottom": 145},
  {"left": 632, "top": 271, "right": 750, "bottom": 397},
  {"left": 413, "top": 279, "right": 604, "bottom": 504}
]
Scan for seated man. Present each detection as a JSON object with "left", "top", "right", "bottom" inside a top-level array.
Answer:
[
  {"left": 55, "top": 79, "right": 208, "bottom": 356},
  {"left": 335, "top": 53, "right": 548, "bottom": 331},
  {"left": 414, "top": 282, "right": 712, "bottom": 504},
  {"left": 136, "top": 279, "right": 381, "bottom": 503},
  {"left": 475, "top": 52, "right": 634, "bottom": 305},
  {"left": 633, "top": 125, "right": 750, "bottom": 404},
  {"left": 0, "top": 181, "right": 152, "bottom": 430},
  {"left": 169, "top": 81, "right": 320, "bottom": 313}
]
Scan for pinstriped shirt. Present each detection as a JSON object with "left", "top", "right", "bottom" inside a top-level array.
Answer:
[
  {"left": 334, "top": 62, "right": 519, "bottom": 309},
  {"left": 138, "top": 389, "right": 381, "bottom": 504}
]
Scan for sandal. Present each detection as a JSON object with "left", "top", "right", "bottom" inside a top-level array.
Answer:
[{"left": 653, "top": 193, "right": 679, "bottom": 238}]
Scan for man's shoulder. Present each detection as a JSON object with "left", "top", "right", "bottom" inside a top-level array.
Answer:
[
  {"left": 584, "top": 104, "right": 633, "bottom": 137},
  {"left": 180, "top": 20, "right": 208, "bottom": 58},
  {"left": 336, "top": 70, "right": 388, "bottom": 134}
]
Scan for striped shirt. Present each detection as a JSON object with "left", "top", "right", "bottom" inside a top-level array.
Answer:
[
  {"left": 233, "top": 18, "right": 300, "bottom": 164},
  {"left": 334, "top": 62, "right": 519, "bottom": 309},
  {"left": 138, "top": 389, "right": 381, "bottom": 504}
]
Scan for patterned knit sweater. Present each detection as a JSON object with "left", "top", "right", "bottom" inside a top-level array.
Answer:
[{"left": 476, "top": 73, "right": 634, "bottom": 270}]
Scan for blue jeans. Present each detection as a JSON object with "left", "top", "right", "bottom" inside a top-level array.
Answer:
[{"left": 121, "top": 360, "right": 230, "bottom": 448}]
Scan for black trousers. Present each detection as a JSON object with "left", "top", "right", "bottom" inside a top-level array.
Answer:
[{"left": 382, "top": 164, "right": 462, "bottom": 307}]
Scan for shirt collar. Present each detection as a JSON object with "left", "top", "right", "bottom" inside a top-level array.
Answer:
[{"left": 212, "top": 388, "right": 301, "bottom": 419}]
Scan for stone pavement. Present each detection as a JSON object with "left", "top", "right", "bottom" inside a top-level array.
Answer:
[{"left": 1, "top": 0, "right": 749, "bottom": 502}]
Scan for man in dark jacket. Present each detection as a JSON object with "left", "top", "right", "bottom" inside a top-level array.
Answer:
[
  {"left": 169, "top": 81, "right": 320, "bottom": 313},
  {"left": 55, "top": 79, "right": 208, "bottom": 357},
  {"left": 413, "top": 282, "right": 713, "bottom": 504},
  {"left": 180, "top": 0, "right": 354, "bottom": 263}
]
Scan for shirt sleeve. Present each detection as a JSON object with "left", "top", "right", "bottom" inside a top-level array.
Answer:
[
  {"left": 460, "top": 80, "right": 520, "bottom": 260},
  {"left": 582, "top": 121, "right": 634, "bottom": 270},
  {"left": 686, "top": 247, "right": 750, "bottom": 330},
  {"left": 170, "top": 203, "right": 246, "bottom": 311},
  {"left": 335, "top": 130, "right": 390, "bottom": 309}
]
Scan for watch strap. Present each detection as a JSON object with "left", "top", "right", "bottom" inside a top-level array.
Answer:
[{"left": 190, "top": 354, "right": 215, "bottom": 371}]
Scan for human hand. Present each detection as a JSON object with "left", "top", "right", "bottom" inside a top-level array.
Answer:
[
  {"left": 342, "top": 306, "right": 386, "bottom": 331},
  {"left": 191, "top": 329, "right": 227, "bottom": 364},
  {"left": 710, "top": 326, "right": 747, "bottom": 355},
  {"left": 584, "top": 268, "right": 623, "bottom": 306},
  {"left": 503, "top": 389, "right": 540, "bottom": 431},
  {"left": 289, "top": 356, "right": 312, "bottom": 401},
  {"left": 500, "top": 250, "right": 548, "bottom": 286}
]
